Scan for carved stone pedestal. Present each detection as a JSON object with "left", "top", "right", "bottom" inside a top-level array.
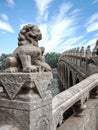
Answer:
[{"left": 0, "top": 72, "right": 52, "bottom": 130}]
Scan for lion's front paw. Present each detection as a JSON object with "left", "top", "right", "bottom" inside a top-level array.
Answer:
[
  {"left": 5, "top": 67, "right": 18, "bottom": 73},
  {"left": 23, "top": 66, "right": 37, "bottom": 72}
]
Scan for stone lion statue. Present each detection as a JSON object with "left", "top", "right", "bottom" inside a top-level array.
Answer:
[{"left": 5, "top": 24, "right": 51, "bottom": 72}]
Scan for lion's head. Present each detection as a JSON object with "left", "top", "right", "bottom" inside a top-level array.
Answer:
[{"left": 18, "top": 24, "right": 42, "bottom": 46}]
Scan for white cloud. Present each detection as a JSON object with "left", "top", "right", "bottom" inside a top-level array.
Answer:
[
  {"left": 86, "top": 13, "right": 98, "bottom": 25},
  {"left": 0, "top": 20, "right": 14, "bottom": 33},
  {"left": 55, "top": 36, "right": 83, "bottom": 52},
  {"left": 86, "top": 13, "right": 98, "bottom": 32},
  {"left": 38, "top": 2, "right": 81, "bottom": 52},
  {"left": 19, "top": 2, "right": 82, "bottom": 53},
  {"left": 1, "top": 14, "right": 8, "bottom": 21},
  {"left": 58, "top": 2, "right": 72, "bottom": 20},
  {"left": 34, "top": 0, "right": 54, "bottom": 21},
  {"left": 87, "top": 23, "right": 98, "bottom": 32},
  {"left": 6, "top": 0, "right": 15, "bottom": 7},
  {"left": 83, "top": 38, "right": 97, "bottom": 50}
]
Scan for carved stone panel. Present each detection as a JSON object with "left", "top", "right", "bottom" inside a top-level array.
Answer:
[{"left": 0, "top": 72, "right": 52, "bottom": 100}]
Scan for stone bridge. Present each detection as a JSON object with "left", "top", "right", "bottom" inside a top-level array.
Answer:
[
  {"left": 58, "top": 40, "right": 98, "bottom": 90},
  {"left": 0, "top": 24, "right": 98, "bottom": 130}
]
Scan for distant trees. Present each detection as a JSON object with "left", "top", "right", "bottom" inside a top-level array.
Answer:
[
  {"left": 0, "top": 53, "right": 11, "bottom": 69},
  {"left": 45, "top": 52, "right": 61, "bottom": 68},
  {"left": 0, "top": 53, "right": 11, "bottom": 61},
  {"left": 0, "top": 52, "right": 61, "bottom": 69}
]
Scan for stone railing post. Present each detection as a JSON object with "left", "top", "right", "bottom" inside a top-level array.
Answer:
[
  {"left": 76, "top": 47, "right": 80, "bottom": 66},
  {"left": 86, "top": 45, "right": 91, "bottom": 58},
  {"left": 80, "top": 46, "right": 84, "bottom": 66},
  {"left": 86, "top": 45, "right": 91, "bottom": 71}
]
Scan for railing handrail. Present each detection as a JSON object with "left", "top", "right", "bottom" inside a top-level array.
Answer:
[{"left": 52, "top": 73, "right": 98, "bottom": 129}]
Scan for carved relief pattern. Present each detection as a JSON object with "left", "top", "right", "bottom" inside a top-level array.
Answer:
[
  {"left": 0, "top": 74, "right": 32, "bottom": 99},
  {"left": 0, "top": 73, "right": 52, "bottom": 100},
  {"left": 34, "top": 74, "right": 52, "bottom": 98},
  {"left": 35, "top": 116, "right": 50, "bottom": 130}
]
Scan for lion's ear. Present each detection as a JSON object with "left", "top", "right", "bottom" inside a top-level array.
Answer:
[{"left": 40, "top": 47, "right": 45, "bottom": 54}]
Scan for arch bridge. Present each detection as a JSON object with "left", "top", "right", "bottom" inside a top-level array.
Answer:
[{"left": 58, "top": 40, "right": 98, "bottom": 89}]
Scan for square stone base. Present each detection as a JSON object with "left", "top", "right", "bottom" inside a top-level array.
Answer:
[{"left": 0, "top": 95, "right": 52, "bottom": 130}]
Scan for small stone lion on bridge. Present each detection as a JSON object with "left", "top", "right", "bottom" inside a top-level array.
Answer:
[{"left": 5, "top": 24, "right": 51, "bottom": 72}]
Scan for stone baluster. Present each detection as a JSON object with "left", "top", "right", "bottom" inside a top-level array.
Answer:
[
  {"left": 76, "top": 47, "right": 80, "bottom": 65},
  {"left": 65, "top": 51, "right": 67, "bottom": 55},
  {"left": 80, "top": 46, "right": 84, "bottom": 57},
  {"left": 86, "top": 45, "right": 91, "bottom": 58},
  {"left": 74, "top": 48, "right": 77, "bottom": 64},
  {"left": 67, "top": 50, "right": 69, "bottom": 56},
  {"left": 69, "top": 50, "right": 71, "bottom": 55},
  {"left": 73, "top": 48, "right": 76, "bottom": 55},
  {"left": 86, "top": 46, "right": 91, "bottom": 71},
  {"left": 80, "top": 46, "right": 84, "bottom": 66},
  {"left": 71, "top": 49, "right": 72, "bottom": 53},
  {"left": 73, "top": 101, "right": 87, "bottom": 116},
  {"left": 76, "top": 47, "right": 80, "bottom": 56},
  {"left": 71, "top": 49, "right": 73, "bottom": 55},
  {"left": 90, "top": 86, "right": 98, "bottom": 99},
  {"left": 70, "top": 49, "right": 72, "bottom": 62},
  {"left": 72, "top": 49, "right": 74, "bottom": 63},
  {"left": 66, "top": 51, "right": 68, "bottom": 56},
  {"left": 72, "top": 49, "right": 76, "bottom": 63},
  {"left": 92, "top": 39, "right": 98, "bottom": 56}
]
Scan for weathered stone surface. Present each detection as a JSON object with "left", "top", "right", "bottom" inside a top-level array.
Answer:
[
  {"left": 0, "top": 72, "right": 52, "bottom": 100},
  {"left": 57, "top": 99, "right": 98, "bottom": 130},
  {"left": 58, "top": 39, "right": 98, "bottom": 89},
  {"left": 0, "top": 125, "right": 19, "bottom": 130},
  {"left": 0, "top": 96, "right": 52, "bottom": 130},
  {"left": 0, "top": 72, "right": 52, "bottom": 130},
  {"left": 4, "top": 24, "right": 51, "bottom": 73},
  {"left": 52, "top": 74, "right": 98, "bottom": 130}
]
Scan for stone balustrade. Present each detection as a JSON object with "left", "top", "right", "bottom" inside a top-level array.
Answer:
[
  {"left": 63, "top": 45, "right": 92, "bottom": 58},
  {"left": 61, "top": 46, "right": 93, "bottom": 69},
  {"left": 58, "top": 40, "right": 98, "bottom": 90},
  {"left": 52, "top": 73, "right": 98, "bottom": 130}
]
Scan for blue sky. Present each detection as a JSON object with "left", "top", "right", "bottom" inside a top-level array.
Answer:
[{"left": 0, "top": 0, "right": 98, "bottom": 54}]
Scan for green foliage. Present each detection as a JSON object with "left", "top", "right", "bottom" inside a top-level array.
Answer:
[
  {"left": 0, "top": 53, "right": 11, "bottom": 69},
  {"left": 0, "top": 52, "right": 61, "bottom": 69},
  {"left": 45, "top": 52, "right": 61, "bottom": 68},
  {"left": 0, "top": 53, "right": 11, "bottom": 62}
]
